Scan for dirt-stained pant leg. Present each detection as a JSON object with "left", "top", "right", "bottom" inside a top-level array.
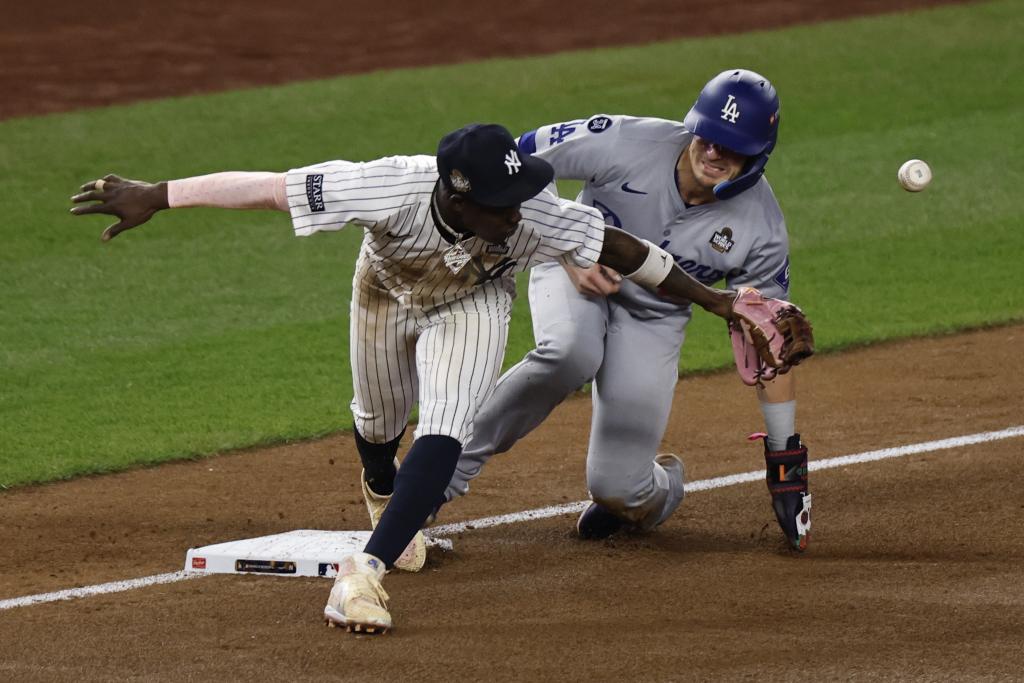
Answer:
[
  {"left": 351, "top": 255, "right": 513, "bottom": 447},
  {"left": 412, "top": 298, "right": 510, "bottom": 445},
  {"left": 587, "top": 302, "right": 687, "bottom": 529},
  {"left": 349, "top": 258, "right": 419, "bottom": 444},
  {"left": 446, "top": 261, "right": 608, "bottom": 500}
]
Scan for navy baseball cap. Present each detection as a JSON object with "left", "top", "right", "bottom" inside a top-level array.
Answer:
[{"left": 437, "top": 123, "right": 554, "bottom": 207}]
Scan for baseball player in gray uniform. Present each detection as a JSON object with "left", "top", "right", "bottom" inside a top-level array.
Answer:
[
  {"left": 444, "top": 70, "right": 812, "bottom": 551},
  {"left": 72, "top": 123, "right": 796, "bottom": 634}
]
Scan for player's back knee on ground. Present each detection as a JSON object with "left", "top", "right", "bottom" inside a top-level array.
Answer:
[
  {"left": 587, "top": 458, "right": 652, "bottom": 503},
  {"left": 587, "top": 459, "right": 673, "bottom": 528}
]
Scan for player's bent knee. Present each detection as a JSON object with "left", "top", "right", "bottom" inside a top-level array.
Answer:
[
  {"left": 532, "top": 326, "right": 604, "bottom": 385},
  {"left": 353, "top": 420, "right": 405, "bottom": 445}
]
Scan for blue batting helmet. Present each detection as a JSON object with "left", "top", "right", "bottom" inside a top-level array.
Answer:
[{"left": 682, "top": 69, "right": 780, "bottom": 200}]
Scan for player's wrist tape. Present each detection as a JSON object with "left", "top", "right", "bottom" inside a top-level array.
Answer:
[{"left": 624, "top": 240, "right": 674, "bottom": 289}]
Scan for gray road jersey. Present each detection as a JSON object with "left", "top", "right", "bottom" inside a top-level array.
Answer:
[{"left": 524, "top": 115, "right": 791, "bottom": 319}]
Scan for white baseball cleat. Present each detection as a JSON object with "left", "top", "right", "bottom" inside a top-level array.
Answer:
[
  {"left": 361, "top": 464, "right": 426, "bottom": 572},
  {"left": 324, "top": 552, "right": 392, "bottom": 634}
]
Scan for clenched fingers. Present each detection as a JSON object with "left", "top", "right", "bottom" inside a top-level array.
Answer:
[
  {"left": 590, "top": 266, "right": 623, "bottom": 295},
  {"left": 598, "top": 265, "right": 622, "bottom": 285}
]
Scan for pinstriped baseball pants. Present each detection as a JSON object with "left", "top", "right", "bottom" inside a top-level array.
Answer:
[{"left": 348, "top": 261, "right": 510, "bottom": 447}]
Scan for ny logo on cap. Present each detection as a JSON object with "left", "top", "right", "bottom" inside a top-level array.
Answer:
[
  {"left": 504, "top": 149, "right": 522, "bottom": 175},
  {"left": 720, "top": 94, "right": 740, "bottom": 124}
]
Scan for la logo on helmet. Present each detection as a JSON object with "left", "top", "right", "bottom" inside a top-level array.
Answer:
[{"left": 720, "top": 94, "right": 740, "bottom": 124}]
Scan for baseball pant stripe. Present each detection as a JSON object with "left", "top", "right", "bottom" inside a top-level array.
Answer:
[
  {"left": 350, "top": 262, "right": 417, "bottom": 444},
  {"left": 413, "top": 307, "right": 507, "bottom": 444}
]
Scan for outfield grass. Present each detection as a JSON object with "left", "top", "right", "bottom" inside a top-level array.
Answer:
[{"left": 1, "top": 0, "right": 1020, "bottom": 487}]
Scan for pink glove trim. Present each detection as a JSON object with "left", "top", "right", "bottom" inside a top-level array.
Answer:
[
  {"left": 731, "top": 322, "right": 770, "bottom": 386},
  {"left": 730, "top": 286, "right": 796, "bottom": 386}
]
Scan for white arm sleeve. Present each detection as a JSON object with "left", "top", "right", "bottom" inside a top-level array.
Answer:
[{"left": 167, "top": 172, "right": 289, "bottom": 211}]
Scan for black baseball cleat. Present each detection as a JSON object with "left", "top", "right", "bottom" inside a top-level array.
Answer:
[
  {"left": 764, "top": 433, "right": 812, "bottom": 551},
  {"left": 576, "top": 502, "right": 625, "bottom": 540},
  {"left": 771, "top": 488, "right": 812, "bottom": 551}
]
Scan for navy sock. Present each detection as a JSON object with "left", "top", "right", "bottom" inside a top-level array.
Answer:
[
  {"left": 354, "top": 428, "right": 404, "bottom": 496},
  {"left": 364, "top": 435, "right": 461, "bottom": 567}
]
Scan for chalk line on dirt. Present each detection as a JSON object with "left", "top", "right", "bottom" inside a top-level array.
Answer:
[
  {"left": 428, "top": 425, "right": 1024, "bottom": 535},
  {"left": 0, "top": 571, "right": 202, "bottom": 611},
  {"left": 2, "top": 424, "right": 1021, "bottom": 612}
]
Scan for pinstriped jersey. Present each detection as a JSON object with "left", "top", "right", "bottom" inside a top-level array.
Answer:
[
  {"left": 285, "top": 155, "right": 606, "bottom": 312},
  {"left": 521, "top": 115, "right": 791, "bottom": 318}
]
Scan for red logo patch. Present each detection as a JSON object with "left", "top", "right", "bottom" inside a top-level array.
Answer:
[{"left": 191, "top": 557, "right": 207, "bottom": 569}]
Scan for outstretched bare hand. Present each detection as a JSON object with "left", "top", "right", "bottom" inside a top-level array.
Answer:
[{"left": 70, "top": 174, "right": 169, "bottom": 241}]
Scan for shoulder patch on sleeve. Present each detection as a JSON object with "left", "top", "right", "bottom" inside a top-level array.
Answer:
[
  {"left": 587, "top": 115, "right": 613, "bottom": 133},
  {"left": 305, "top": 174, "right": 325, "bottom": 212},
  {"left": 774, "top": 256, "right": 791, "bottom": 291}
]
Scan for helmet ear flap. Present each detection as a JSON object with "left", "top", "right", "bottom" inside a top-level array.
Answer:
[{"left": 713, "top": 150, "right": 770, "bottom": 200}]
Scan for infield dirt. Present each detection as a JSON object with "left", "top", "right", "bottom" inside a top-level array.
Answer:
[{"left": 2, "top": 1, "right": 1020, "bottom": 680}]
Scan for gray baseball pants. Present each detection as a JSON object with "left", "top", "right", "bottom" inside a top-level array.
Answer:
[{"left": 445, "top": 260, "right": 687, "bottom": 528}]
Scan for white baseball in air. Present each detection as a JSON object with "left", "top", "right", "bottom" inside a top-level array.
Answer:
[{"left": 898, "top": 159, "right": 932, "bottom": 192}]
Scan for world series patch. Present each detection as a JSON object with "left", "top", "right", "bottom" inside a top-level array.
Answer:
[{"left": 709, "top": 227, "right": 735, "bottom": 254}]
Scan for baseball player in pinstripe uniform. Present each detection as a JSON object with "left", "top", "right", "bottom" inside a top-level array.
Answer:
[
  {"left": 72, "top": 123, "right": 769, "bottom": 634},
  {"left": 445, "top": 70, "right": 813, "bottom": 551}
]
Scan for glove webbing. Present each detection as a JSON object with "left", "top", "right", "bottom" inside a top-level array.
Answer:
[{"left": 765, "top": 436, "right": 807, "bottom": 495}]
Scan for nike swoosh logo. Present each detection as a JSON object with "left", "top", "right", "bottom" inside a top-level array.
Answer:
[{"left": 621, "top": 182, "right": 648, "bottom": 195}]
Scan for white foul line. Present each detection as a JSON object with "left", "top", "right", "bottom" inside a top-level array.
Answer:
[
  {"left": 429, "top": 425, "right": 1024, "bottom": 534},
  {"left": 0, "top": 571, "right": 201, "bottom": 611},
  {"left": 2, "top": 424, "right": 1022, "bottom": 612}
]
